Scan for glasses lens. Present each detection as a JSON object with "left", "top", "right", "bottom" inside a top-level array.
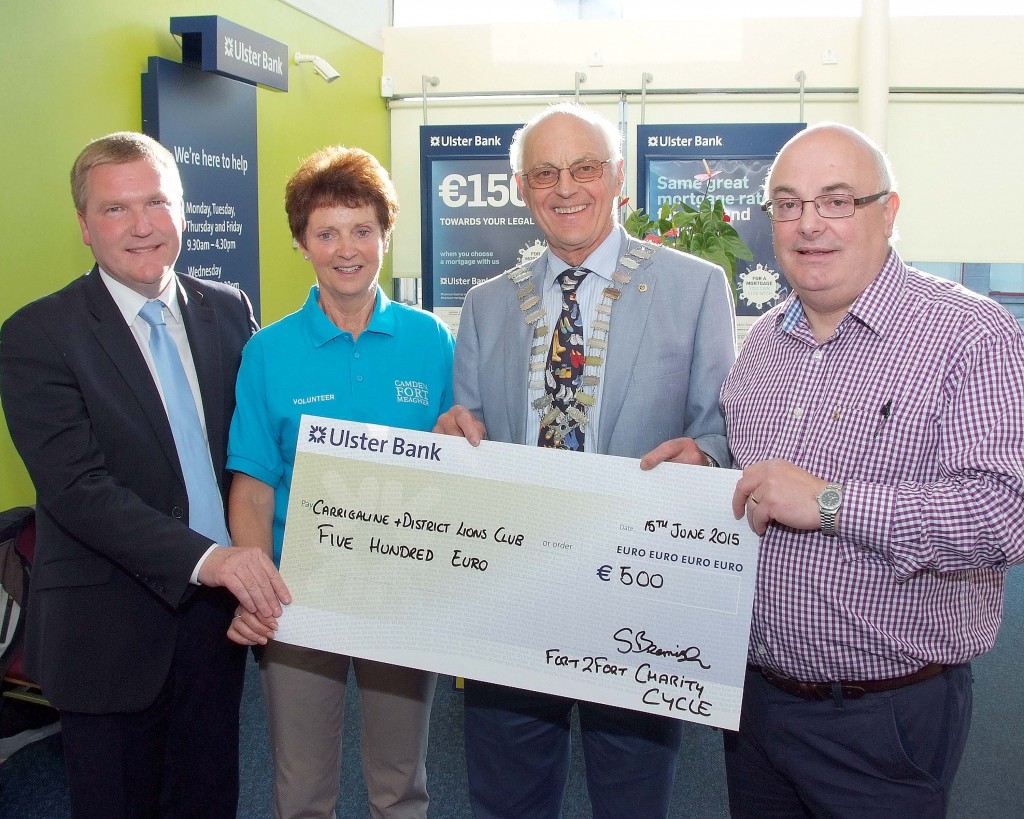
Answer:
[
  {"left": 569, "top": 160, "right": 606, "bottom": 182},
  {"left": 767, "top": 195, "right": 860, "bottom": 221},
  {"left": 524, "top": 160, "right": 608, "bottom": 188},
  {"left": 525, "top": 167, "right": 559, "bottom": 189},
  {"left": 769, "top": 199, "right": 803, "bottom": 221},
  {"left": 815, "top": 194, "right": 855, "bottom": 218}
]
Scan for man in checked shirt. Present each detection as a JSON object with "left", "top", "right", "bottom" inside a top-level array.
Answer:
[{"left": 720, "top": 122, "right": 1024, "bottom": 817}]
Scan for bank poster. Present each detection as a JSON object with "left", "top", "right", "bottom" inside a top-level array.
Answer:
[
  {"left": 421, "top": 125, "right": 545, "bottom": 335},
  {"left": 636, "top": 124, "right": 804, "bottom": 345},
  {"left": 142, "top": 57, "right": 262, "bottom": 319}
]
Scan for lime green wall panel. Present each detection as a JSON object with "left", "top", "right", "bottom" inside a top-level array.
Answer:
[{"left": 0, "top": 0, "right": 388, "bottom": 507}]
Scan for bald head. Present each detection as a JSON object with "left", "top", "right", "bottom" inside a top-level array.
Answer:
[
  {"left": 768, "top": 123, "right": 896, "bottom": 199},
  {"left": 765, "top": 123, "right": 901, "bottom": 339}
]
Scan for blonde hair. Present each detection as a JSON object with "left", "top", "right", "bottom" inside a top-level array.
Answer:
[{"left": 71, "top": 132, "right": 181, "bottom": 212}]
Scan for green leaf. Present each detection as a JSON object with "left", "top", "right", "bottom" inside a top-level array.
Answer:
[
  {"left": 672, "top": 210, "right": 699, "bottom": 228},
  {"left": 704, "top": 248, "right": 732, "bottom": 276},
  {"left": 722, "top": 233, "right": 754, "bottom": 260},
  {"left": 717, "top": 220, "right": 741, "bottom": 239}
]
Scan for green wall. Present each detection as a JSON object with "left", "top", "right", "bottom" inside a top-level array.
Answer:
[{"left": 0, "top": 0, "right": 389, "bottom": 508}]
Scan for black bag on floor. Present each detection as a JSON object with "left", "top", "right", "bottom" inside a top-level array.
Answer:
[{"left": 0, "top": 506, "right": 34, "bottom": 680}]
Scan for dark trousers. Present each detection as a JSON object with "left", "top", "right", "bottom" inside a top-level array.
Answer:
[
  {"left": 724, "top": 664, "right": 973, "bottom": 819},
  {"left": 464, "top": 679, "right": 683, "bottom": 819},
  {"left": 59, "top": 589, "right": 246, "bottom": 819}
]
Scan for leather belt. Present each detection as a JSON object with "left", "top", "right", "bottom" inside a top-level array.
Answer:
[{"left": 749, "top": 663, "right": 947, "bottom": 702}]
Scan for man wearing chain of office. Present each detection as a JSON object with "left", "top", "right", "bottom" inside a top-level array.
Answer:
[{"left": 434, "top": 101, "right": 736, "bottom": 819}]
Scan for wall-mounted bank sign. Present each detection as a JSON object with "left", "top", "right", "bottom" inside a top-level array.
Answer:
[{"left": 171, "top": 15, "right": 287, "bottom": 91}]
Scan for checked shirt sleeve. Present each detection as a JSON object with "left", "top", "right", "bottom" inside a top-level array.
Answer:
[{"left": 843, "top": 329, "right": 1024, "bottom": 579}]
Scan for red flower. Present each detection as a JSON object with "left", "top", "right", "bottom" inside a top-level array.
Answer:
[
  {"left": 722, "top": 213, "right": 731, "bottom": 222},
  {"left": 644, "top": 234, "right": 663, "bottom": 245},
  {"left": 618, "top": 197, "right": 630, "bottom": 209},
  {"left": 663, "top": 227, "right": 680, "bottom": 238}
]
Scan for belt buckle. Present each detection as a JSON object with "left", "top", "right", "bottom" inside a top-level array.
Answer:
[
  {"left": 807, "top": 683, "right": 829, "bottom": 702},
  {"left": 841, "top": 684, "right": 868, "bottom": 700}
]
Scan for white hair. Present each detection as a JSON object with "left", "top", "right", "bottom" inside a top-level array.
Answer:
[{"left": 509, "top": 102, "right": 623, "bottom": 173}]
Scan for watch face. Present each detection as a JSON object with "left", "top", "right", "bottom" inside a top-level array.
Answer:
[{"left": 820, "top": 487, "right": 842, "bottom": 511}]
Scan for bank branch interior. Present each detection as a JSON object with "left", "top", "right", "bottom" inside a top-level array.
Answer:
[{"left": 1, "top": 2, "right": 1022, "bottom": 817}]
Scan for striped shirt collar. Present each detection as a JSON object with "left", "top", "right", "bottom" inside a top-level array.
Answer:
[{"left": 779, "top": 248, "right": 905, "bottom": 340}]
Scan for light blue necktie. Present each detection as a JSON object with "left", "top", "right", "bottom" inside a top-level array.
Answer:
[{"left": 138, "top": 300, "right": 229, "bottom": 545}]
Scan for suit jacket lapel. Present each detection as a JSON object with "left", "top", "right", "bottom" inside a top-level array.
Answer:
[
  {"left": 177, "top": 274, "right": 227, "bottom": 479},
  {"left": 504, "top": 257, "right": 544, "bottom": 445},
  {"left": 596, "top": 235, "right": 658, "bottom": 453},
  {"left": 83, "top": 268, "right": 183, "bottom": 480}
]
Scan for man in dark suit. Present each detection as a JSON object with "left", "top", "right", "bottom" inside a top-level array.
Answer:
[{"left": 0, "top": 132, "right": 290, "bottom": 818}]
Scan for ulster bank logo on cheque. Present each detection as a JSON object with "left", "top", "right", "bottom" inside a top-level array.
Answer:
[{"left": 307, "top": 422, "right": 442, "bottom": 461}]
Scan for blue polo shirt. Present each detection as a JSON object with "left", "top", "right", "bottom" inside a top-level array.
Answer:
[{"left": 227, "top": 285, "right": 454, "bottom": 563}]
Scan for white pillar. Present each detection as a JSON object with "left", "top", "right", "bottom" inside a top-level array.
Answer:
[{"left": 859, "top": 0, "right": 890, "bottom": 148}]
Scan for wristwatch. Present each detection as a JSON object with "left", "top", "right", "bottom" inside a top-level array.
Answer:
[
  {"left": 700, "top": 450, "right": 719, "bottom": 468},
  {"left": 816, "top": 483, "right": 843, "bottom": 537}
]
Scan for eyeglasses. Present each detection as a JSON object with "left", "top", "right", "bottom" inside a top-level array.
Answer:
[
  {"left": 762, "top": 191, "right": 890, "bottom": 222},
  {"left": 520, "top": 159, "right": 611, "bottom": 189}
]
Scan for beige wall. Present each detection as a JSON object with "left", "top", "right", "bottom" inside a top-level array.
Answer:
[{"left": 382, "top": 16, "right": 1024, "bottom": 275}]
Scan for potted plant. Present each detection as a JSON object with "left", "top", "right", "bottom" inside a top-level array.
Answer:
[{"left": 621, "top": 162, "right": 753, "bottom": 303}]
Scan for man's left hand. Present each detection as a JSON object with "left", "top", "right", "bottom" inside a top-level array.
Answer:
[
  {"left": 640, "top": 437, "right": 708, "bottom": 470},
  {"left": 732, "top": 459, "right": 829, "bottom": 536},
  {"left": 198, "top": 545, "right": 291, "bottom": 618},
  {"left": 433, "top": 405, "right": 487, "bottom": 445}
]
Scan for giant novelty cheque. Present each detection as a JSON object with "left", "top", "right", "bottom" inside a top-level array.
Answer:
[{"left": 275, "top": 416, "right": 758, "bottom": 730}]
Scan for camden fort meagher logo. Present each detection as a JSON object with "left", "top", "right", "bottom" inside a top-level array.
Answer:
[{"left": 395, "top": 379, "right": 430, "bottom": 406}]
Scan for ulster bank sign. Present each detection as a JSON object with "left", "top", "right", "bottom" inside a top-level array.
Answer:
[{"left": 171, "top": 15, "right": 288, "bottom": 92}]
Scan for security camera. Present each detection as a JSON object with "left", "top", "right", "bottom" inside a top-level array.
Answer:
[{"left": 295, "top": 52, "right": 340, "bottom": 83}]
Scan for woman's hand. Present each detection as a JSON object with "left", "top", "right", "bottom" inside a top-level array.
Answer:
[{"left": 227, "top": 607, "right": 279, "bottom": 646}]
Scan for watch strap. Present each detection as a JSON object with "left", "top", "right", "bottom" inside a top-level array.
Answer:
[
  {"left": 818, "top": 483, "right": 842, "bottom": 537},
  {"left": 820, "top": 505, "right": 839, "bottom": 537}
]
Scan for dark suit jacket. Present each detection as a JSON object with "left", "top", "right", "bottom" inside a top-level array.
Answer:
[{"left": 0, "top": 267, "right": 256, "bottom": 713}]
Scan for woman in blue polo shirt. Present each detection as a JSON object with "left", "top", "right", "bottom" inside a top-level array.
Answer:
[{"left": 226, "top": 146, "right": 453, "bottom": 819}]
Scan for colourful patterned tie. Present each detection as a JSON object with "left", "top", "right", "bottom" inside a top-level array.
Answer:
[
  {"left": 538, "top": 268, "right": 589, "bottom": 451},
  {"left": 139, "top": 300, "right": 229, "bottom": 545}
]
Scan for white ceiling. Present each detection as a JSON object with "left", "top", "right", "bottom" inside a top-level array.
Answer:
[{"left": 278, "top": 0, "right": 389, "bottom": 51}]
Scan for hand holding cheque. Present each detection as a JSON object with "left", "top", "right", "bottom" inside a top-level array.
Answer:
[{"left": 274, "top": 416, "right": 757, "bottom": 730}]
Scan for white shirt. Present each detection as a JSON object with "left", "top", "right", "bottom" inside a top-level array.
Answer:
[
  {"left": 98, "top": 269, "right": 223, "bottom": 581},
  {"left": 523, "top": 227, "right": 620, "bottom": 448}
]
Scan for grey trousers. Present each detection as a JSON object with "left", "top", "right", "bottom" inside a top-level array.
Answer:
[{"left": 259, "top": 640, "right": 436, "bottom": 819}]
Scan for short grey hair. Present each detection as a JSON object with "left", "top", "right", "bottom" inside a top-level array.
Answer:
[{"left": 509, "top": 102, "right": 623, "bottom": 174}]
